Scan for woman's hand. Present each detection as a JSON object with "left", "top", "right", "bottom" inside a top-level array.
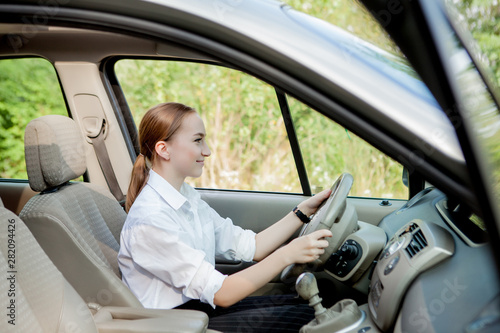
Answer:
[
  {"left": 278, "top": 229, "right": 333, "bottom": 265},
  {"left": 216, "top": 228, "right": 332, "bottom": 307},
  {"left": 297, "top": 188, "right": 332, "bottom": 217},
  {"left": 253, "top": 188, "right": 332, "bottom": 262}
]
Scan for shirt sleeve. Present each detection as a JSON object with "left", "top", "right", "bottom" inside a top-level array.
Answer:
[
  {"left": 205, "top": 203, "right": 256, "bottom": 262},
  {"left": 125, "top": 223, "right": 226, "bottom": 308}
]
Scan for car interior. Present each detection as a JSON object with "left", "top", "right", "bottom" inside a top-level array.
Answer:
[{"left": 0, "top": 5, "right": 499, "bottom": 333}]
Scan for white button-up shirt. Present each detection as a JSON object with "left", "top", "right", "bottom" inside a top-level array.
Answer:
[{"left": 118, "top": 170, "right": 256, "bottom": 309}]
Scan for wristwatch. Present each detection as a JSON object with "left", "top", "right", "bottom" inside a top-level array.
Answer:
[{"left": 293, "top": 206, "right": 311, "bottom": 224}]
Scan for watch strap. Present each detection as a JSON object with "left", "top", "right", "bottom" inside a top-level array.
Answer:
[{"left": 293, "top": 206, "right": 311, "bottom": 223}]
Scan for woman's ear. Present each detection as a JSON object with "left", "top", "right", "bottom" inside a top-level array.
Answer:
[{"left": 155, "top": 141, "right": 170, "bottom": 161}]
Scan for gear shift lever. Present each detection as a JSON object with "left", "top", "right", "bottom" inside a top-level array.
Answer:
[
  {"left": 296, "top": 272, "right": 327, "bottom": 323},
  {"left": 296, "top": 272, "right": 364, "bottom": 332}
]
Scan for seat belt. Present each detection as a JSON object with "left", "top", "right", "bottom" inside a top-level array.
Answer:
[{"left": 88, "top": 119, "right": 125, "bottom": 204}]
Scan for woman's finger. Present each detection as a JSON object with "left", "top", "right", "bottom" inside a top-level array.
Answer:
[
  {"left": 311, "top": 229, "right": 333, "bottom": 239},
  {"left": 318, "top": 240, "right": 329, "bottom": 249}
]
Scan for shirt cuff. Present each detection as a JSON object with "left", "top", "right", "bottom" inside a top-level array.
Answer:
[
  {"left": 190, "top": 260, "right": 227, "bottom": 308},
  {"left": 236, "top": 229, "right": 257, "bottom": 262}
]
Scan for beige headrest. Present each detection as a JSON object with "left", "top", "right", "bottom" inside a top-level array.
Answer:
[{"left": 24, "top": 115, "right": 87, "bottom": 192}]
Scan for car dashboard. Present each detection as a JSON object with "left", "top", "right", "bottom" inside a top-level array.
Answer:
[{"left": 373, "top": 187, "right": 498, "bottom": 332}]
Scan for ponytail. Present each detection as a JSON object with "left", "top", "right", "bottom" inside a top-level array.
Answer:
[
  {"left": 125, "top": 102, "right": 197, "bottom": 212},
  {"left": 125, "top": 154, "right": 149, "bottom": 212}
]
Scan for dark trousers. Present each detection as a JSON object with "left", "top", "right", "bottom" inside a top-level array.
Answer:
[{"left": 176, "top": 294, "right": 314, "bottom": 333}]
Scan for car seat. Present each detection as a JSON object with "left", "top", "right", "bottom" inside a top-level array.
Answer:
[
  {"left": 1, "top": 197, "right": 211, "bottom": 332},
  {"left": 0, "top": 197, "right": 100, "bottom": 332},
  {"left": 20, "top": 114, "right": 141, "bottom": 307}
]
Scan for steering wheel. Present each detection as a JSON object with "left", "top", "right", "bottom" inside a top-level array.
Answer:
[{"left": 281, "top": 173, "right": 358, "bottom": 283}]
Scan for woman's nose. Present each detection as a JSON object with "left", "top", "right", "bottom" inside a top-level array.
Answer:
[{"left": 203, "top": 142, "right": 211, "bottom": 157}]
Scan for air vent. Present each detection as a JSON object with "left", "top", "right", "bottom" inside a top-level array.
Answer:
[{"left": 405, "top": 226, "right": 428, "bottom": 258}]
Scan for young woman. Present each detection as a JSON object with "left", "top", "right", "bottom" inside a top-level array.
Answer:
[{"left": 118, "top": 102, "right": 333, "bottom": 332}]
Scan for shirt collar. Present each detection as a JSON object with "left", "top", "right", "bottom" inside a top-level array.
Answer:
[{"left": 147, "top": 169, "right": 200, "bottom": 210}]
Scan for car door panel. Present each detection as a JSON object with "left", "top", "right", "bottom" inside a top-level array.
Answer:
[
  {"left": 202, "top": 189, "right": 402, "bottom": 280},
  {"left": 200, "top": 189, "right": 403, "bottom": 233}
]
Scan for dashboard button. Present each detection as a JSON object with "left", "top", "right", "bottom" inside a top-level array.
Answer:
[{"left": 384, "top": 253, "right": 400, "bottom": 275}]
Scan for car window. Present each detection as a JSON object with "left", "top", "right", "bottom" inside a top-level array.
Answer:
[
  {"left": 115, "top": 59, "right": 408, "bottom": 199},
  {"left": 115, "top": 60, "right": 301, "bottom": 192},
  {"left": 288, "top": 96, "right": 408, "bottom": 199},
  {"left": 0, "top": 57, "right": 67, "bottom": 180}
]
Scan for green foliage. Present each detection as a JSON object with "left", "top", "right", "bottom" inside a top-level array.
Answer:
[
  {"left": 452, "top": 0, "right": 500, "bottom": 87},
  {"left": 283, "top": 0, "right": 401, "bottom": 55},
  {"left": 289, "top": 97, "right": 406, "bottom": 198},
  {"left": 116, "top": 60, "right": 302, "bottom": 192},
  {"left": 116, "top": 59, "right": 407, "bottom": 198},
  {"left": 0, "top": 58, "right": 66, "bottom": 179}
]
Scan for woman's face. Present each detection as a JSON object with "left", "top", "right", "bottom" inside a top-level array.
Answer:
[{"left": 166, "top": 112, "right": 211, "bottom": 181}]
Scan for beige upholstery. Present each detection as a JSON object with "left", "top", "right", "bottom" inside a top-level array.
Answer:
[
  {"left": 24, "top": 115, "right": 87, "bottom": 192},
  {"left": 93, "top": 307, "right": 210, "bottom": 333},
  {"left": 0, "top": 200, "right": 98, "bottom": 333},
  {"left": 1, "top": 199, "right": 211, "bottom": 333},
  {"left": 20, "top": 115, "right": 140, "bottom": 308}
]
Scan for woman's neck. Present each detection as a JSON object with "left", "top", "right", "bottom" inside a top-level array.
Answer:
[{"left": 152, "top": 164, "right": 184, "bottom": 192}]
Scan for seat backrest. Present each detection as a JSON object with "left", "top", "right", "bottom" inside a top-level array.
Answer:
[
  {"left": 20, "top": 115, "right": 141, "bottom": 308},
  {"left": 0, "top": 198, "right": 98, "bottom": 333}
]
